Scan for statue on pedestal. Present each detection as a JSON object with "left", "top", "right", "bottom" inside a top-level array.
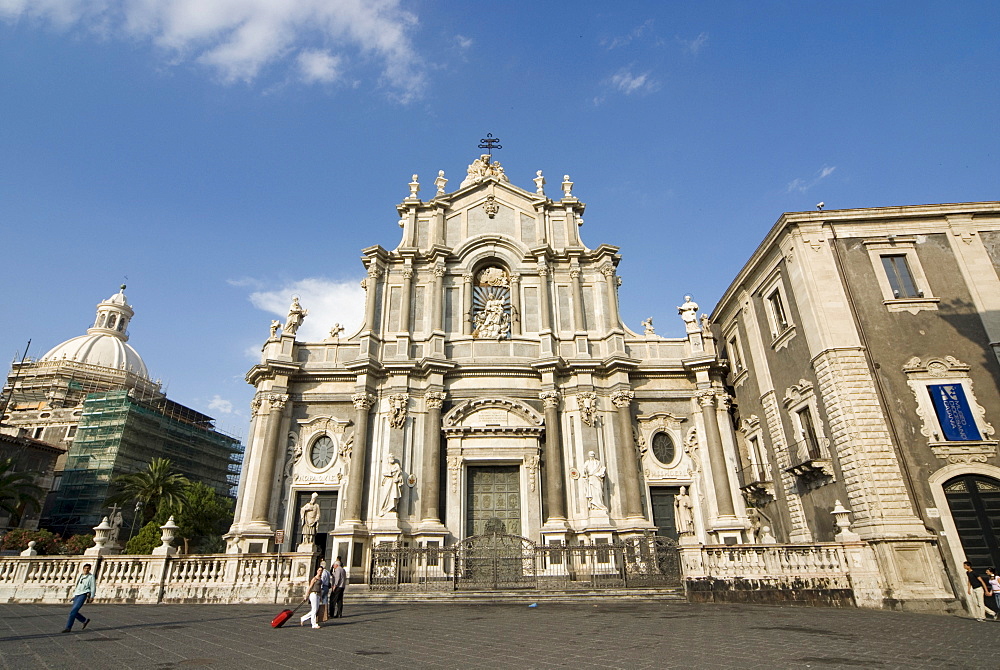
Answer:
[
  {"left": 284, "top": 297, "right": 308, "bottom": 335},
  {"left": 675, "top": 486, "right": 694, "bottom": 534},
  {"left": 299, "top": 492, "right": 321, "bottom": 546},
  {"left": 378, "top": 454, "right": 403, "bottom": 516},
  {"left": 581, "top": 451, "right": 607, "bottom": 511}
]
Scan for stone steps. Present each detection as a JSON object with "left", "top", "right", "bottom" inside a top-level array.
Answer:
[{"left": 343, "top": 587, "right": 687, "bottom": 604}]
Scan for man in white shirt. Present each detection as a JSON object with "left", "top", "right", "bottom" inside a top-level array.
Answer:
[{"left": 63, "top": 563, "right": 95, "bottom": 633}]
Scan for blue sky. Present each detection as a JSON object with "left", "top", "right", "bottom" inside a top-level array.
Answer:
[{"left": 2, "top": 1, "right": 998, "bottom": 438}]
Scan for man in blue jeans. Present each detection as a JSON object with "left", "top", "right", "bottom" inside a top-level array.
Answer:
[{"left": 62, "top": 563, "right": 95, "bottom": 632}]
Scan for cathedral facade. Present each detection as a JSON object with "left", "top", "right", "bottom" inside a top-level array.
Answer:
[{"left": 226, "top": 156, "right": 750, "bottom": 573}]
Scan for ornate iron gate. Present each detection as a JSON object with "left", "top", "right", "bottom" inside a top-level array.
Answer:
[{"left": 455, "top": 533, "right": 538, "bottom": 590}]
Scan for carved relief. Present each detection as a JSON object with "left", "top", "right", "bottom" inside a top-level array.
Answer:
[
  {"left": 577, "top": 392, "right": 597, "bottom": 425},
  {"left": 782, "top": 380, "right": 815, "bottom": 409},
  {"left": 483, "top": 194, "right": 500, "bottom": 219},
  {"left": 523, "top": 454, "right": 540, "bottom": 492},
  {"left": 448, "top": 455, "right": 463, "bottom": 493},
  {"left": 388, "top": 393, "right": 409, "bottom": 429},
  {"left": 472, "top": 266, "right": 511, "bottom": 340}
]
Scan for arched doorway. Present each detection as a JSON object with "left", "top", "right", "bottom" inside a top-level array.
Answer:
[{"left": 944, "top": 474, "right": 1000, "bottom": 569}]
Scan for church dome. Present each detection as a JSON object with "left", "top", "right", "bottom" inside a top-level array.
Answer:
[{"left": 40, "top": 285, "right": 150, "bottom": 379}]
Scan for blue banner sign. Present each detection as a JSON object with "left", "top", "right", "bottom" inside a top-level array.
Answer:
[{"left": 927, "top": 384, "right": 982, "bottom": 441}]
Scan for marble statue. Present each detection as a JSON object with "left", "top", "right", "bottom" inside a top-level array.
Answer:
[
  {"left": 270, "top": 320, "right": 281, "bottom": 338},
  {"left": 378, "top": 454, "right": 403, "bottom": 516},
  {"left": 329, "top": 323, "right": 343, "bottom": 339},
  {"left": 284, "top": 297, "right": 308, "bottom": 335},
  {"left": 675, "top": 486, "right": 694, "bottom": 534},
  {"left": 534, "top": 170, "right": 545, "bottom": 195},
  {"left": 642, "top": 317, "right": 655, "bottom": 336},
  {"left": 299, "top": 492, "right": 320, "bottom": 544},
  {"left": 473, "top": 298, "right": 509, "bottom": 339},
  {"left": 108, "top": 508, "right": 124, "bottom": 545},
  {"left": 678, "top": 295, "right": 699, "bottom": 325},
  {"left": 581, "top": 451, "right": 607, "bottom": 511}
]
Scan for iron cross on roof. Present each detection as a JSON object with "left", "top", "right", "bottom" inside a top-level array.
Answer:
[{"left": 478, "top": 133, "right": 502, "bottom": 161}]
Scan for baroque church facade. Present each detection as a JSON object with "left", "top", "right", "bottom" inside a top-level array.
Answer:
[{"left": 226, "top": 155, "right": 751, "bottom": 571}]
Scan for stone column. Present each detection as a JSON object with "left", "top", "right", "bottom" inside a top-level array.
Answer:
[
  {"left": 539, "top": 391, "right": 567, "bottom": 522},
  {"left": 698, "top": 391, "right": 736, "bottom": 517},
  {"left": 600, "top": 264, "right": 620, "bottom": 329},
  {"left": 462, "top": 272, "right": 474, "bottom": 336},
  {"left": 420, "top": 391, "right": 447, "bottom": 524},
  {"left": 537, "top": 262, "right": 552, "bottom": 332},
  {"left": 509, "top": 273, "right": 522, "bottom": 336},
  {"left": 570, "top": 268, "right": 587, "bottom": 332},
  {"left": 610, "top": 390, "right": 644, "bottom": 520},
  {"left": 431, "top": 264, "right": 445, "bottom": 331},
  {"left": 341, "top": 392, "right": 375, "bottom": 524},
  {"left": 363, "top": 265, "right": 382, "bottom": 332},
  {"left": 251, "top": 393, "right": 288, "bottom": 523},
  {"left": 399, "top": 266, "right": 413, "bottom": 334}
]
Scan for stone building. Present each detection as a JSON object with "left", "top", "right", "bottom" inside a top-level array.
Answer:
[
  {"left": 0, "top": 430, "right": 63, "bottom": 531},
  {"left": 1, "top": 286, "right": 242, "bottom": 536},
  {"left": 226, "top": 156, "right": 751, "bottom": 571},
  {"left": 711, "top": 201, "right": 1000, "bottom": 611}
]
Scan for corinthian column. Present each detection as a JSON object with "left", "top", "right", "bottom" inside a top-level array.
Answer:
[
  {"left": 537, "top": 262, "right": 552, "bottom": 332},
  {"left": 341, "top": 392, "right": 375, "bottom": 524},
  {"left": 600, "top": 264, "right": 620, "bottom": 329},
  {"left": 363, "top": 265, "right": 382, "bottom": 333},
  {"left": 698, "top": 390, "right": 736, "bottom": 517},
  {"left": 250, "top": 393, "right": 289, "bottom": 523},
  {"left": 610, "top": 390, "right": 644, "bottom": 520},
  {"left": 462, "top": 272, "right": 474, "bottom": 336},
  {"left": 420, "top": 391, "right": 447, "bottom": 526},
  {"left": 540, "top": 390, "right": 567, "bottom": 522},
  {"left": 399, "top": 266, "right": 414, "bottom": 334}
]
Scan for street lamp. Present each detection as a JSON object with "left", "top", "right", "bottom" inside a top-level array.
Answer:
[{"left": 128, "top": 500, "right": 144, "bottom": 542}]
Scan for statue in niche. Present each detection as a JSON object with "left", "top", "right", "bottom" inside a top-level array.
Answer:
[
  {"left": 675, "top": 486, "right": 694, "bottom": 534},
  {"left": 378, "top": 454, "right": 403, "bottom": 516},
  {"left": 299, "top": 492, "right": 321, "bottom": 545},
  {"left": 581, "top": 451, "right": 608, "bottom": 511},
  {"left": 472, "top": 266, "right": 511, "bottom": 340},
  {"left": 284, "top": 296, "right": 308, "bottom": 335}
]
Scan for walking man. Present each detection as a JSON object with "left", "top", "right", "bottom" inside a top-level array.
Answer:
[
  {"left": 964, "top": 560, "right": 990, "bottom": 621},
  {"left": 63, "top": 563, "right": 95, "bottom": 633},
  {"left": 330, "top": 557, "right": 347, "bottom": 619}
]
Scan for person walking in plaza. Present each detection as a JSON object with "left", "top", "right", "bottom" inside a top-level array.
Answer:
[
  {"left": 62, "top": 563, "right": 95, "bottom": 633},
  {"left": 299, "top": 566, "right": 323, "bottom": 629},
  {"left": 986, "top": 567, "right": 1000, "bottom": 619},
  {"left": 330, "top": 557, "right": 347, "bottom": 619},
  {"left": 318, "top": 561, "right": 331, "bottom": 622},
  {"left": 964, "top": 561, "right": 991, "bottom": 621}
]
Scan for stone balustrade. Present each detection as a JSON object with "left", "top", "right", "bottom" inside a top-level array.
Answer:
[{"left": 0, "top": 553, "right": 314, "bottom": 605}]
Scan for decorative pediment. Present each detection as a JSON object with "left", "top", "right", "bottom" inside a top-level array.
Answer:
[
  {"left": 296, "top": 415, "right": 351, "bottom": 433},
  {"left": 782, "top": 380, "right": 814, "bottom": 409},
  {"left": 443, "top": 397, "right": 544, "bottom": 431},
  {"left": 738, "top": 414, "right": 761, "bottom": 434},
  {"left": 902, "top": 356, "right": 971, "bottom": 378},
  {"left": 636, "top": 412, "right": 687, "bottom": 431}
]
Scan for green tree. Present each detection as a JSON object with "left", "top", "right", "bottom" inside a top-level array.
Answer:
[
  {"left": 167, "top": 482, "right": 233, "bottom": 554},
  {"left": 0, "top": 528, "right": 61, "bottom": 554},
  {"left": 0, "top": 457, "right": 44, "bottom": 528},
  {"left": 106, "top": 457, "right": 190, "bottom": 523},
  {"left": 61, "top": 534, "right": 95, "bottom": 555},
  {"left": 125, "top": 520, "right": 162, "bottom": 555}
]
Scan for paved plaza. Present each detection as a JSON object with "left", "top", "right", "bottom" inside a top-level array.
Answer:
[{"left": 0, "top": 600, "right": 994, "bottom": 669}]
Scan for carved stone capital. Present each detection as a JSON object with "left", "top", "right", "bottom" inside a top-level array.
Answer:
[
  {"left": 536, "top": 263, "right": 549, "bottom": 277},
  {"left": 267, "top": 393, "right": 289, "bottom": 413},
  {"left": 539, "top": 390, "right": 560, "bottom": 409},
  {"left": 696, "top": 390, "right": 717, "bottom": 407},
  {"left": 402, "top": 267, "right": 414, "bottom": 280},
  {"left": 367, "top": 265, "right": 383, "bottom": 280},
  {"left": 509, "top": 273, "right": 520, "bottom": 285},
  {"left": 600, "top": 264, "right": 615, "bottom": 278},
  {"left": 425, "top": 391, "right": 447, "bottom": 410},
  {"left": 610, "top": 390, "right": 634, "bottom": 409},
  {"left": 716, "top": 393, "right": 734, "bottom": 411},
  {"left": 463, "top": 272, "right": 474, "bottom": 283},
  {"left": 570, "top": 269, "right": 581, "bottom": 280},
  {"left": 433, "top": 265, "right": 446, "bottom": 278},
  {"left": 250, "top": 394, "right": 265, "bottom": 416},
  {"left": 352, "top": 392, "right": 376, "bottom": 411}
]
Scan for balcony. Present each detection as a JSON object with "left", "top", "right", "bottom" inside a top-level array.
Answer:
[
  {"left": 785, "top": 436, "right": 834, "bottom": 485},
  {"left": 738, "top": 465, "right": 774, "bottom": 506}
]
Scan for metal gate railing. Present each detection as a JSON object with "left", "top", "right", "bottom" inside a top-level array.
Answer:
[{"left": 369, "top": 534, "right": 680, "bottom": 592}]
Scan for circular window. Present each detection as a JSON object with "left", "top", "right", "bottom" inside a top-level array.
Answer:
[
  {"left": 310, "top": 436, "right": 335, "bottom": 469},
  {"left": 651, "top": 432, "right": 675, "bottom": 464}
]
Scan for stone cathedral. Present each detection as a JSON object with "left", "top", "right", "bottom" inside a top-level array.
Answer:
[{"left": 225, "top": 154, "right": 749, "bottom": 573}]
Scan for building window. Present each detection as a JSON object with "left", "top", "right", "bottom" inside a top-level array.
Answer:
[
  {"left": 650, "top": 432, "right": 675, "bottom": 465},
  {"left": 795, "top": 406, "right": 822, "bottom": 460},
  {"left": 758, "top": 270, "right": 795, "bottom": 349},
  {"left": 781, "top": 379, "right": 834, "bottom": 483},
  {"left": 767, "top": 290, "right": 789, "bottom": 334},
  {"left": 881, "top": 254, "right": 921, "bottom": 298},
  {"left": 309, "top": 435, "right": 336, "bottom": 469},
  {"left": 927, "top": 384, "right": 982, "bottom": 440},
  {"left": 864, "top": 238, "right": 938, "bottom": 313},
  {"left": 32, "top": 427, "right": 44, "bottom": 440},
  {"left": 66, "top": 425, "right": 77, "bottom": 439}
]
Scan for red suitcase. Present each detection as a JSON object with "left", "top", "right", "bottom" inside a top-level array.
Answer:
[{"left": 271, "top": 598, "right": 308, "bottom": 628}]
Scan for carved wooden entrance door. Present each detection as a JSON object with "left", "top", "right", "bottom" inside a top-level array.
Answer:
[{"left": 945, "top": 475, "right": 1000, "bottom": 570}]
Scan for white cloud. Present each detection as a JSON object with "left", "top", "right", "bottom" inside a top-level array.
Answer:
[
  {"left": 602, "top": 19, "right": 653, "bottom": 50},
  {"left": 0, "top": 0, "right": 423, "bottom": 99},
  {"left": 455, "top": 34, "right": 472, "bottom": 49},
  {"left": 297, "top": 49, "right": 340, "bottom": 84},
  {"left": 786, "top": 165, "right": 837, "bottom": 193},
  {"left": 608, "top": 68, "right": 658, "bottom": 95},
  {"left": 678, "top": 31, "right": 708, "bottom": 55},
  {"left": 207, "top": 394, "right": 234, "bottom": 414},
  {"left": 247, "top": 276, "right": 365, "bottom": 343}
]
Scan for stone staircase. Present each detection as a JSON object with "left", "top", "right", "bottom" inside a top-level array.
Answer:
[{"left": 344, "top": 587, "right": 687, "bottom": 605}]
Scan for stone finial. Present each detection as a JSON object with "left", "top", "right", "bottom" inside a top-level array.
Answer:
[
  {"left": 832, "top": 500, "right": 860, "bottom": 542},
  {"left": 434, "top": 170, "right": 448, "bottom": 195},
  {"left": 19, "top": 540, "right": 37, "bottom": 556},
  {"left": 534, "top": 170, "right": 545, "bottom": 195},
  {"left": 86, "top": 517, "right": 114, "bottom": 556},
  {"left": 408, "top": 174, "right": 420, "bottom": 199},
  {"left": 153, "top": 515, "right": 179, "bottom": 556},
  {"left": 561, "top": 175, "right": 573, "bottom": 198}
]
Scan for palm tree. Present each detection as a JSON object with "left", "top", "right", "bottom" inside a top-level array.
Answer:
[
  {"left": 0, "top": 458, "right": 45, "bottom": 529},
  {"left": 106, "top": 458, "right": 190, "bottom": 523}
]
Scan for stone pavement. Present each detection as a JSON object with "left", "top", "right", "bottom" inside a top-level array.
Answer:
[{"left": 0, "top": 600, "right": 995, "bottom": 670}]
